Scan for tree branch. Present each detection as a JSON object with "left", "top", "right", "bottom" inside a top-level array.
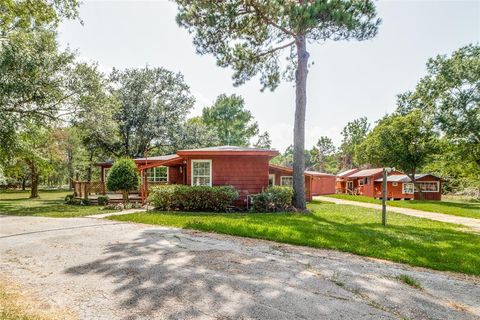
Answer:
[{"left": 256, "top": 40, "right": 295, "bottom": 58}]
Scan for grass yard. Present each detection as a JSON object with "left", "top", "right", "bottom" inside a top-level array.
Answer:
[
  {"left": 324, "top": 194, "right": 480, "bottom": 219},
  {"left": 0, "top": 190, "right": 113, "bottom": 217},
  {"left": 108, "top": 201, "right": 480, "bottom": 276}
]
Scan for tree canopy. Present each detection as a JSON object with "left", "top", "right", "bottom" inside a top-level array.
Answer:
[
  {"left": 201, "top": 94, "right": 259, "bottom": 146},
  {"left": 109, "top": 67, "right": 195, "bottom": 157},
  {"left": 339, "top": 117, "right": 370, "bottom": 169}
]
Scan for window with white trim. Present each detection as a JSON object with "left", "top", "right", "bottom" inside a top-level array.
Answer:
[
  {"left": 358, "top": 179, "right": 364, "bottom": 187},
  {"left": 402, "top": 183, "right": 415, "bottom": 194},
  {"left": 268, "top": 174, "right": 275, "bottom": 186},
  {"left": 147, "top": 166, "right": 168, "bottom": 183},
  {"left": 280, "top": 176, "right": 293, "bottom": 186},
  {"left": 191, "top": 160, "right": 212, "bottom": 186}
]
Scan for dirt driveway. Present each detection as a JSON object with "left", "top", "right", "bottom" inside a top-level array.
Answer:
[{"left": 1, "top": 215, "right": 479, "bottom": 320}]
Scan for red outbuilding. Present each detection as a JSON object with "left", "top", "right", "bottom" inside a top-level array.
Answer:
[{"left": 336, "top": 168, "right": 442, "bottom": 200}]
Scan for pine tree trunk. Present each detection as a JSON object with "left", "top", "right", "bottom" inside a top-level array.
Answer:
[{"left": 292, "top": 35, "right": 309, "bottom": 210}]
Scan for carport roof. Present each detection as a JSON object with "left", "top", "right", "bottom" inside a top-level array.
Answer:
[{"left": 374, "top": 174, "right": 431, "bottom": 183}]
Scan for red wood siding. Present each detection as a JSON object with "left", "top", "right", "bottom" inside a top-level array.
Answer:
[
  {"left": 373, "top": 175, "right": 442, "bottom": 200},
  {"left": 168, "top": 166, "right": 184, "bottom": 184},
  {"left": 185, "top": 155, "right": 271, "bottom": 204},
  {"left": 311, "top": 176, "right": 336, "bottom": 195}
]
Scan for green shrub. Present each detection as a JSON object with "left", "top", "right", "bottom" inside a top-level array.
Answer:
[
  {"left": 149, "top": 185, "right": 239, "bottom": 212},
  {"left": 97, "top": 195, "right": 109, "bottom": 206},
  {"left": 64, "top": 194, "right": 75, "bottom": 204},
  {"left": 252, "top": 186, "right": 294, "bottom": 212},
  {"left": 106, "top": 158, "right": 140, "bottom": 205}
]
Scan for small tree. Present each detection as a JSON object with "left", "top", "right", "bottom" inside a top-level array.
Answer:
[
  {"left": 106, "top": 158, "right": 139, "bottom": 206},
  {"left": 358, "top": 110, "right": 438, "bottom": 199}
]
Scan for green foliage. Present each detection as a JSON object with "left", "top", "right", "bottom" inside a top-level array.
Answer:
[
  {"left": 64, "top": 194, "right": 75, "bottom": 204},
  {"left": 0, "top": 0, "right": 79, "bottom": 38},
  {"left": 109, "top": 201, "right": 480, "bottom": 275},
  {"left": 397, "top": 275, "right": 422, "bottom": 289},
  {"left": 97, "top": 195, "right": 109, "bottom": 206},
  {"left": 254, "top": 131, "right": 272, "bottom": 149},
  {"left": 149, "top": 185, "right": 239, "bottom": 212},
  {"left": 175, "top": 0, "right": 380, "bottom": 91},
  {"left": 358, "top": 110, "right": 438, "bottom": 180},
  {"left": 252, "top": 186, "right": 294, "bottom": 212},
  {"left": 339, "top": 117, "right": 370, "bottom": 169},
  {"left": 314, "top": 136, "right": 336, "bottom": 172},
  {"left": 399, "top": 44, "right": 480, "bottom": 167},
  {"left": 109, "top": 67, "right": 195, "bottom": 157},
  {"left": 106, "top": 158, "right": 139, "bottom": 193},
  {"left": 201, "top": 94, "right": 259, "bottom": 146}
]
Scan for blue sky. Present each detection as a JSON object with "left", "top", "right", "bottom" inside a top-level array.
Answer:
[{"left": 58, "top": 0, "right": 479, "bottom": 151}]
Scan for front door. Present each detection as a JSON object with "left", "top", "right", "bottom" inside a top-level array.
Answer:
[
  {"left": 347, "top": 181, "right": 354, "bottom": 193},
  {"left": 268, "top": 174, "right": 275, "bottom": 186}
]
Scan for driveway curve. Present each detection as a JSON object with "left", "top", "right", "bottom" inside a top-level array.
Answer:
[
  {"left": 1, "top": 215, "right": 479, "bottom": 320},
  {"left": 315, "top": 196, "right": 480, "bottom": 232}
]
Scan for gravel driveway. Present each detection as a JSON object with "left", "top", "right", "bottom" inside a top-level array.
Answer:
[{"left": 1, "top": 215, "right": 479, "bottom": 320}]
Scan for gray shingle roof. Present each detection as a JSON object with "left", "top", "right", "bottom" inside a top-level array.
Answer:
[
  {"left": 178, "top": 145, "right": 277, "bottom": 152},
  {"left": 348, "top": 168, "right": 384, "bottom": 178},
  {"left": 374, "top": 174, "right": 431, "bottom": 183}
]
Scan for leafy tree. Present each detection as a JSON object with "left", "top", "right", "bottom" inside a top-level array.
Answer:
[
  {"left": 358, "top": 110, "right": 438, "bottom": 198},
  {"left": 398, "top": 44, "right": 480, "bottom": 169},
  {"left": 254, "top": 131, "right": 272, "bottom": 149},
  {"left": 314, "top": 136, "right": 335, "bottom": 172},
  {"left": 0, "top": 0, "right": 79, "bottom": 39},
  {"left": 106, "top": 158, "right": 139, "bottom": 205},
  {"left": 109, "top": 67, "right": 195, "bottom": 157},
  {"left": 165, "top": 118, "right": 221, "bottom": 152},
  {"left": 201, "top": 94, "right": 259, "bottom": 146},
  {"left": 339, "top": 117, "right": 370, "bottom": 169},
  {"left": 11, "top": 123, "right": 59, "bottom": 198},
  {"left": 175, "top": 1, "right": 380, "bottom": 208}
]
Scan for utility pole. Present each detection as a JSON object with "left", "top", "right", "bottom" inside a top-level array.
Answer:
[{"left": 382, "top": 167, "right": 387, "bottom": 226}]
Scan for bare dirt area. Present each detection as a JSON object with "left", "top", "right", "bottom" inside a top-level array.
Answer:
[{"left": 0, "top": 215, "right": 479, "bottom": 320}]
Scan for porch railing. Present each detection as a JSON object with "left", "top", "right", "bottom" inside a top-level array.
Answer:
[{"left": 73, "top": 181, "right": 106, "bottom": 198}]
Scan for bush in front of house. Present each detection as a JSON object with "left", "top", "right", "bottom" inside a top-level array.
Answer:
[
  {"left": 148, "top": 185, "right": 239, "bottom": 212},
  {"left": 64, "top": 194, "right": 75, "bottom": 204},
  {"left": 251, "top": 186, "right": 294, "bottom": 212},
  {"left": 97, "top": 195, "right": 109, "bottom": 206},
  {"left": 106, "top": 158, "right": 140, "bottom": 206}
]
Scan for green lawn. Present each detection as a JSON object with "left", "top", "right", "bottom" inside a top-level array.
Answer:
[
  {"left": 108, "top": 201, "right": 480, "bottom": 276},
  {"left": 0, "top": 190, "right": 113, "bottom": 217},
  {"left": 324, "top": 194, "right": 480, "bottom": 219}
]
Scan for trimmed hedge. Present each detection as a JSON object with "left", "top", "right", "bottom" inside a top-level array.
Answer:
[
  {"left": 149, "top": 185, "right": 239, "bottom": 212},
  {"left": 251, "top": 186, "right": 294, "bottom": 212}
]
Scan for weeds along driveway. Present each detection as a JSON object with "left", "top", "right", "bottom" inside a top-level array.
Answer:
[{"left": 0, "top": 215, "right": 479, "bottom": 320}]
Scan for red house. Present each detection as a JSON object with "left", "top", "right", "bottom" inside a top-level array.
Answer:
[
  {"left": 75, "top": 146, "right": 336, "bottom": 205},
  {"left": 336, "top": 168, "right": 442, "bottom": 200}
]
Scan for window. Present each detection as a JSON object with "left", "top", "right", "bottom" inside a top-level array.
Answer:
[
  {"left": 280, "top": 176, "right": 293, "bottom": 186},
  {"left": 358, "top": 179, "right": 364, "bottom": 187},
  {"left": 402, "top": 183, "right": 414, "bottom": 194},
  {"left": 392, "top": 182, "right": 398, "bottom": 187},
  {"left": 147, "top": 167, "right": 168, "bottom": 183},
  {"left": 191, "top": 160, "right": 212, "bottom": 186},
  {"left": 417, "top": 181, "right": 439, "bottom": 192},
  {"left": 268, "top": 174, "right": 275, "bottom": 186}
]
